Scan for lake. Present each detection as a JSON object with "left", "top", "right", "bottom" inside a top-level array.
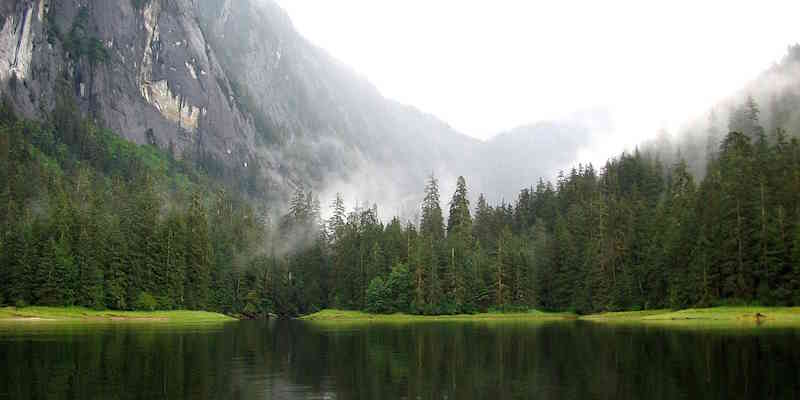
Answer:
[{"left": 1, "top": 319, "right": 799, "bottom": 399}]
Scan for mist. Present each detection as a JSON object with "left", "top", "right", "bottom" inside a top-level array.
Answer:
[
  {"left": 5, "top": 3, "right": 800, "bottom": 391},
  {"left": 247, "top": 1, "right": 800, "bottom": 227}
]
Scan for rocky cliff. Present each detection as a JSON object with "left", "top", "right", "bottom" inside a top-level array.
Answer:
[
  {"left": 0, "top": 0, "right": 609, "bottom": 211},
  {"left": 0, "top": 0, "right": 484, "bottom": 207},
  {"left": 1, "top": 0, "right": 283, "bottom": 202}
]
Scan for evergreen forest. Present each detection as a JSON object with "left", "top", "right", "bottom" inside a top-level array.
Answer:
[{"left": 2, "top": 92, "right": 800, "bottom": 317}]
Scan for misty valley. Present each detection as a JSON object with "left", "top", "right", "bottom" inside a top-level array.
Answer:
[{"left": 3, "top": 0, "right": 800, "bottom": 399}]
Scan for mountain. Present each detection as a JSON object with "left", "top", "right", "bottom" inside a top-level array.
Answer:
[
  {"left": 4, "top": 0, "right": 800, "bottom": 319},
  {"left": 642, "top": 46, "right": 800, "bottom": 176},
  {"left": 5, "top": 0, "right": 799, "bottom": 218},
  {"left": 0, "top": 0, "right": 596, "bottom": 215},
  {"left": 478, "top": 107, "right": 615, "bottom": 202}
]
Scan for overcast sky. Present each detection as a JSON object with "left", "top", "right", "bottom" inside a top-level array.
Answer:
[{"left": 276, "top": 0, "right": 800, "bottom": 164}]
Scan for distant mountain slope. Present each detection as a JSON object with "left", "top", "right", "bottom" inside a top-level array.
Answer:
[
  {"left": 0, "top": 0, "right": 595, "bottom": 214},
  {"left": 4, "top": 0, "right": 798, "bottom": 215},
  {"left": 478, "top": 107, "right": 615, "bottom": 202},
  {"left": 644, "top": 45, "right": 800, "bottom": 176}
]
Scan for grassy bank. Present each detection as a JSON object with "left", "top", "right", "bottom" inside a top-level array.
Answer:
[
  {"left": 582, "top": 306, "right": 800, "bottom": 327},
  {"left": 301, "top": 307, "right": 800, "bottom": 327},
  {"left": 299, "top": 309, "right": 575, "bottom": 324},
  {"left": 0, "top": 306, "right": 236, "bottom": 323}
]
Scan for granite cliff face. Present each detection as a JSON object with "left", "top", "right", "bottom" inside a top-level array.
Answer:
[
  {"left": 192, "top": 0, "right": 487, "bottom": 206},
  {"left": 4, "top": 1, "right": 800, "bottom": 213},
  {"left": 4, "top": 1, "right": 242, "bottom": 149},
  {"left": 0, "top": 0, "right": 594, "bottom": 211},
  {"left": 0, "top": 0, "right": 487, "bottom": 207},
  {"left": 0, "top": 0, "right": 280, "bottom": 200}
]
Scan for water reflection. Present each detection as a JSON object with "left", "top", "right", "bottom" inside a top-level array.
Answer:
[{"left": 0, "top": 319, "right": 799, "bottom": 399}]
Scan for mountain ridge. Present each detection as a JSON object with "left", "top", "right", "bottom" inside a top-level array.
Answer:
[
  {"left": 0, "top": 0, "right": 597, "bottom": 214},
  {"left": 3, "top": 0, "right": 800, "bottom": 215}
]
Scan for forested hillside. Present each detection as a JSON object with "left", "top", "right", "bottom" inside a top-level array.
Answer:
[
  {"left": 3, "top": 86, "right": 799, "bottom": 315},
  {"left": 645, "top": 46, "right": 800, "bottom": 178},
  {"left": 2, "top": 0, "right": 800, "bottom": 316},
  {"left": 0, "top": 95, "right": 265, "bottom": 312},
  {"left": 284, "top": 95, "right": 800, "bottom": 315},
  {"left": 0, "top": 0, "right": 610, "bottom": 216}
]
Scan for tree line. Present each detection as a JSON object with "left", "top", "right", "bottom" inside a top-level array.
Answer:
[
  {"left": 274, "top": 96, "right": 800, "bottom": 314},
  {"left": 1, "top": 94, "right": 800, "bottom": 316}
]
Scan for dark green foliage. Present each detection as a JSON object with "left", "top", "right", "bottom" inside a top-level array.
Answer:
[
  {"left": 729, "top": 95, "right": 765, "bottom": 140},
  {"left": 446, "top": 176, "right": 472, "bottom": 311},
  {"left": 421, "top": 175, "right": 444, "bottom": 240},
  {"left": 792, "top": 220, "right": 800, "bottom": 305},
  {"left": 131, "top": 0, "right": 150, "bottom": 11},
  {"left": 365, "top": 276, "right": 389, "bottom": 313},
  {"left": 36, "top": 237, "right": 76, "bottom": 306},
  {"left": 62, "top": 8, "right": 109, "bottom": 66},
  {"left": 135, "top": 292, "right": 157, "bottom": 311},
  {"left": 158, "top": 213, "right": 187, "bottom": 309},
  {"left": 0, "top": 96, "right": 263, "bottom": 314},
  {"left": 385, "top": 263, "right": 412, "bottom": 312},
  {"left": 1, "top": 92, "right": 798, "bottom": 317},
  {"left": 184, "top": 193, "right": 211, "bottom": 310},
  {"left": 104, "top": 217, "right": 128, "bottom": 309}
]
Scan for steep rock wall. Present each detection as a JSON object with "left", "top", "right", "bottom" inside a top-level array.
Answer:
[{"left": 0, "top": 0, "right": 290, "bottom": 202}]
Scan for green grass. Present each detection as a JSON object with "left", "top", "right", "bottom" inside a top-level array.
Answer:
[
  {"left": 302, "top": 307, "right": 800, "bottom": 328},
  {"left": 582, "top": 307, "right": 800, "bottom": 327},
  {"left": 0, "top": 306, "right": 236, "bottom": 323},
  {"left": 299, "top": 309, "right": 576, "bottom": 324},
  {"left": 581, "top": 309, "right": 674, "bottom": 321}
]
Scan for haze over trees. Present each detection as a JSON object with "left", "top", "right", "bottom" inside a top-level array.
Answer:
[
  {"left": 2, "top": 83, "right": 800, "bottom": 315},
  {"left": 2, "top": 0, "right": 800, "bottom": 316}
]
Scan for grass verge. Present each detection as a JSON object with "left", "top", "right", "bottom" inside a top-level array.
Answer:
[
  {"left": 582, "top": 306, "right": 800, "bottom": 328},
  {"left": 302, "top": 307, "right": 800, "bottom": 327},
  {"left": 299, "top": 309, "right": 575, "bottom": 324},
  {"left": 0, "top": 306, "right": 236, "bottom": 323}
]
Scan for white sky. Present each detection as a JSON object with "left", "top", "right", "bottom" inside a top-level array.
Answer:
[{"left": 276, "top": 0, "right": 800, "bottom": 165}]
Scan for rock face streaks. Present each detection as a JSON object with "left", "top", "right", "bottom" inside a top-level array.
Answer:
[
  {"left": 0, "top": 1, "right": 34, "bottom": 82},
  {"left": 0, "top": 0, "right": 486, "bottom": 209},
  {"left": 0, "top": 0, "right": 262, "bottom": 188},
  {"left": 135, "top": 0, "right": 201, "bottom": 133}
]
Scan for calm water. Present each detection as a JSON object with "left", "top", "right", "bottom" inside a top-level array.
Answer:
[{"left": 1, "top": 319, "right": 799, "bottom": 399}]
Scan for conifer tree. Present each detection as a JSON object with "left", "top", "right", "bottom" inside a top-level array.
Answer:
[
  {"left": 160, "top": 213, "right": 187, "bottom": 308},
  {"left": 104, "top": 216, "right": 128, "bottom": 309},
  {"left": 421, "top": 175, "right": 444, "bottom": 240},
  {"left": 419, "top": 174, "right": 444, "bottom": 313},
  {"left": 185, "top": 193, "right": 211, "bottom": 310},
  {"left": 663, "top": 160, "right": 697, "bottom": 308},
  {"left": 447, "top": 176, "right": 471, "bottom": 236},
  {"left": 36, "top": 237, "right": 76, "bottom": 306},
  {"left": 329, "top": 193, "right": 346, "bottom": 241},
  {"left": 791, "top": 219, "right": 800, "bottom": 305},
  {"left": 76, "top": 180, "right": 105, "bottom": 309},
  {"left": 3, "top": 201, "right": 30, "bottom": 304},
  {"left": 718, "top": 131, "right": 758, "bottom": 299},
  {"left": 76, "top": 223, "right": 104, "bottom": 308},
  {"left": 446, "top": 176, "right": 472, "bottom": 312},
  {"left": 493, "top": 226, "right": 513, "bottom": 309}
]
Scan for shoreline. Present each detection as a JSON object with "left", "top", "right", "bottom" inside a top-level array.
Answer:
[
  {"left": 299, "top": 309, "right": 576, "bottom": 323},
  {"left": 4, "top": 306, "right": 798, "bottom": 326},
  {"left": 300, "top": 307, "right": 800, "bottom": 326},
  {"left": 582, "top": 307, "right": 800, "bottom": 326},
  {"left": 0, "top": 306, "right": 236, "bottom": 323}
]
